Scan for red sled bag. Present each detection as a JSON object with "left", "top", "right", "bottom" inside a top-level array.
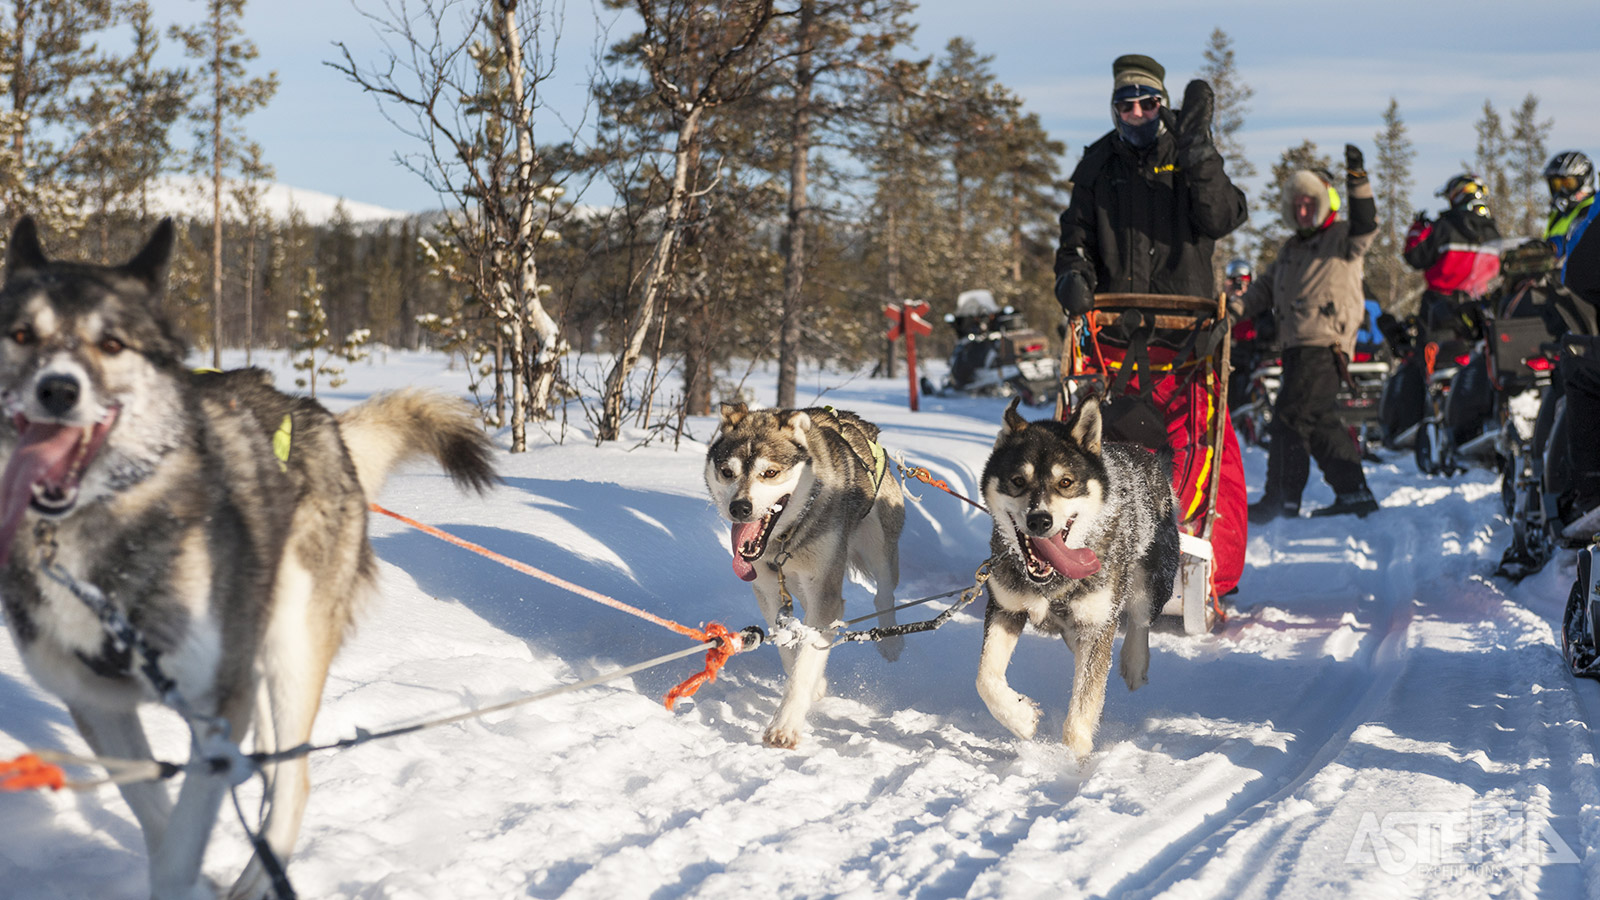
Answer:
[{"left": 1058, "top": 296, "right": 1246, "bottom": 630}]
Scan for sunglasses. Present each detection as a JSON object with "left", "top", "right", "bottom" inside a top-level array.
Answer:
[
  {"left": 1114, "top": 96, "right": 1161, "bottom": 115},
  {"left": 1550, "top": 175, "right": 1583, "bottom": 194}
]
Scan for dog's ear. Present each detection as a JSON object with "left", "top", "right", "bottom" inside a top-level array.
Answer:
[
  {"left": 787, "top": 409, "right": 812, "bottom": 445},
  {"left": 122, "top": 218, "right": 175, "bottom": 292},
  {"left": 1067, "top": 396, "right": 1103, "bottom": 456},
  {"left": 1001, "top": 396, "right": 1029, "bottom": 435},
  {"left": 719, "top": 401, "right": 748, "bottom": 431},
  {"left": 6, "top": 217, "right": 48, "bottom": 276}
]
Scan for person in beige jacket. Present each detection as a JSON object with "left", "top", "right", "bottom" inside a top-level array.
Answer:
[{"left": 1237, "top": 144, "right": 1380, "bottom": 522}]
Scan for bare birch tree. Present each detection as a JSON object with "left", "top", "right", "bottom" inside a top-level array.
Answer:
[
  {"left": 335, "top": 0, "right": 571, "bottom": 451},
  {"left": 592, "top": 0, "right": 776, "bottom": 441}
]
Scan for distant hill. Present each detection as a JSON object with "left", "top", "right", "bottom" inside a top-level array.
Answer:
[{"left": 147, "top": 175, "right": 414, "bottom": 225}]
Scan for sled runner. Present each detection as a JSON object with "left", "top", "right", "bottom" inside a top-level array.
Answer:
[{"left": 1056, "top": 293, "right": 1246, "bottom": 634}]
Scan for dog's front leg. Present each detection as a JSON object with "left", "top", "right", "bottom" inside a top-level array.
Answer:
[
  {"left": 763, "top": 557, "right": 846, "bottom": 749},
  {"left": 1119, "top": 588, "right": 1153, "bottom": 691},
  {"left": 147, "top": 750, "right": 231, "bottom": 900},
  {"left": 1063, "top": 620, "right": 1119, "bottom": 759},
  {"left": 69, "top": 705, "right": 173, "bottom": 857},
  {"left": 975, "top": 599, "right": 1039, "bottom": 740}
]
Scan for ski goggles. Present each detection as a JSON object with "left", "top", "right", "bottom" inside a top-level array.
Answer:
[
  {"left": 1114, "top": 96, "right": 1161, "bottom": 115},
  {"left": 1549, "top": 174, "right": 1584, "bottom": 194}
]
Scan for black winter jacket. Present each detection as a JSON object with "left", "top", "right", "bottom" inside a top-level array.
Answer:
[{"left": 1055, "top": 129, "right": 1249, "bottom": 299}]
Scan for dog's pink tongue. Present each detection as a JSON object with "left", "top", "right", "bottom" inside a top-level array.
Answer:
[
  {"left": 0, "top": 423, "right": 82, "bottom": 565},
  {"left": 730, "top": 522, "right": 762, "bottom": 582},
  {"left": 1029, "top": 534, "right": 1101, "bottom": 579}
]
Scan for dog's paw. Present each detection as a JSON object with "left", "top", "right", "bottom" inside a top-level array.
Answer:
[
  {"left": 1063, "top": 718, "right": 1095, "bottom": 759},
  {"left": 762, "top": 723, "right": 802, "bottom": 750},
  {"left": 992, "top": 693, "right": 1041, "bottom": 741},
  {"left": 875, "top": 633, "right": 904, "bottom": 663},
  {"left": 1119, "top": 655, "right": 1149, "bottom": 691}
]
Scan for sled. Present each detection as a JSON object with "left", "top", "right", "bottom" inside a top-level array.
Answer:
[{"left": 1056, "top": 293, "right": 1246, "bottom": 635}]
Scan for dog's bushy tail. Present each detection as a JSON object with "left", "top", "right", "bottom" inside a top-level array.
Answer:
[{"left": 337, "top": 388, "right": 499, "bottom": 500}]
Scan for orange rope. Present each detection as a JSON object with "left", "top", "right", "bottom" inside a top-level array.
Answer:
[
  {"left": 368, "top": 503, "right": 746, "bottom": 708},
  {"left": 0, "top": 753, "right": 65, "bottom": 792},
  {"left": 902, "top": 466, "right": 987, "bottom": 513}
]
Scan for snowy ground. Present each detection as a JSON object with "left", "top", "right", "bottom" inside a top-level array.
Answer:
[{"left": 2, "top": 350, "right": 1599, "bottom": 899}]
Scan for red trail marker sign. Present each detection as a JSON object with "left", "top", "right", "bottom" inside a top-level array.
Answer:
[{"left": 885, "top": 300, "right": 932, "bottom": 411}]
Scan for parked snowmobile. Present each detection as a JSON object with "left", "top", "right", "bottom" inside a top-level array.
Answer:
[
  {"left": 929, "top": 289, "right": 1059, "bottom": 406},
  {"left": 1563, "top": 540, "right": 1600, "bottom": 678}
]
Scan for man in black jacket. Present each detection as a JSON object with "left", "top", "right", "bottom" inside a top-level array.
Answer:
[{"left": 1054, "top": 54, "right": 1250, "bottom": 312}]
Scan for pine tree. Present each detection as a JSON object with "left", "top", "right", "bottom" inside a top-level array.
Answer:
[
  {"left": 1199, "top": 27, "right": 1256, "bottom": 272},
  {"left": 170, "top": 0, "right": 279, "bottom": 367},
  {"left": 1507, "top": 94, "right": 1552, "bottom": 238},
  {"left": 1471, "top": 100, "right": 1509, "bottom": 221},
  {"left": 1370, "top": 98, "right": 1421, "bottom": 312},
  {"left": 288, "top": 267, "right": 340, "bottom": 397}
]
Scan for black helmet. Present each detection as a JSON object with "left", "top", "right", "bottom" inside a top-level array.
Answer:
[
  {"left": 1438, "top": 173, "right": 1488, "bottom": 210},
  {"left": 1543, "top": 151, "right": 1595, "bottom": 213},
  {"left": 1224, "top": 258, "right": 1253, "bottom": 281}
]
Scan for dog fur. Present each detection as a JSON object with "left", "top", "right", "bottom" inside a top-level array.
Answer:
[
  {"left": 0, "top": 217, "right": 498, "bottom": 899},
  {"left": 976, "top": 397, "right": 1179, "bottom": 758},
  {"left": 704, "top": 403, "right": 904, "bottom": 748}
]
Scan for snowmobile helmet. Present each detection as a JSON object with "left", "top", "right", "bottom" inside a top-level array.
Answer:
[
  {"left": 1225, "top": 259, "right": 1253, "bottom": 281},
  {"left": 1543, "top": 151, "right": 1595, "bottom": 213},
  {"left": 1438, "top": 173, "right": 1488, "bottom": 211}
]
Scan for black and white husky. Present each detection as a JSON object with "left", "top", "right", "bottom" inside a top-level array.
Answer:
[
  {"left": 977, "top": 397, "right": 1179, "bottom": 758},
  {"left": 0, "top": 218, "right": 498, "bottom": 899},
  {"left": 705, "top": 403, "right": 904, "bottom": 749}
]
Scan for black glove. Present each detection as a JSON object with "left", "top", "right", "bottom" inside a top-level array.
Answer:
[
  {"left": 1055, "top": 271, "right": 1093, "bottom": 316},
  {"left": 1344, "top": 144, "right": 1366, "bottom": 181},
  {"left": 1174, "top": 79, "right": 1217, "bottom": 167}
]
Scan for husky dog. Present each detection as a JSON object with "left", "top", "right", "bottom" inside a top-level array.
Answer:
[
  {"left": 0, "top": 218, "right": 497, "bottom": 899},
  {"left": 977, "top": 397, "right": 1178, "bottom": 758},
  {"left": 705, "top": 403, "right": 904, "bottom": 748}
]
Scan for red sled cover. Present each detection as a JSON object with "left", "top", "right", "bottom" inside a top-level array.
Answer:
[{"left": 1080, "top": 341, "right": 1246, "bottom": 598}]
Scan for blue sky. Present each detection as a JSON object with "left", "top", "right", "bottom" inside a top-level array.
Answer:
[{"left": 154, "top": 0, "right": 1600, "bottom": 227}]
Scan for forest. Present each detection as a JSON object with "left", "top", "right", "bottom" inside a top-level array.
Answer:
[{"left": 0, "top": 0, "right": 1562, "bottom": 447}]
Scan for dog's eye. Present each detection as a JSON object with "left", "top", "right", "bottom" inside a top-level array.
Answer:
[
  {"left": 9, "top": 326, "right": 33, "bottom": 345},
  {"left": 761, "top": 467, "right": 780, "bottom": 479},
  {"left": 1009, "top": 475, "right": 1026, "bottom": 489},
  {"left": 719, "top": 466, "right": 733, "bottom": 479},
  {"left": 1058, "top": 476, "right": 1074, "bottom": 489},
  {"left": 99, "top": 337, "right": 126, "bottom": 355}
]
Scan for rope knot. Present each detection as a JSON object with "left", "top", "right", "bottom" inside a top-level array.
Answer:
[
  {"left": 0, "top": 753, "right": 65, "bottom": 792},
  {"left": 663, "top": 623, "right": 743, "bottom": 710}
]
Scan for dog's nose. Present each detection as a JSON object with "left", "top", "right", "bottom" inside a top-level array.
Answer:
[
  {"left": 729, "top": 498, "right": 753, "bottom": 520},
  {"left": 1026, "top": 511, "right": 1052, "bottom": 535},
  {"left": 36, "top": 374, "right": 80, "bottom": 417}
]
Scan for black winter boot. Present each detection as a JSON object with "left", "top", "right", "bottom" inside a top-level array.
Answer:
[
  {"left": 1248, "top": 497, "right": 1300, "bottom": 525},
  {"left": 1309, "top": 488, "right": 1380, "bottom": 518}
]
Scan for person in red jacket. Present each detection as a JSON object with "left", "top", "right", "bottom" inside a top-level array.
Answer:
[{"left": 1403, "top": 173, "right": 1502, "bottom": 340}]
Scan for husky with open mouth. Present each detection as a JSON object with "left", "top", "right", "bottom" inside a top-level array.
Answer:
[
  {"left": 978, "top": 396, "right": 1179, "bottom": 758},
  {"left": 0, "top": 217, "right": 498, "bottom": 899},
  {"left": 705, "top": 403, "right": 904, "bottom": 748}
]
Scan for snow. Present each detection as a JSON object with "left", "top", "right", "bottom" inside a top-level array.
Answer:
[
  {"left": 3, "top": 349, "right": 1600, "bottom": 899},
  {"left": 145, "top": 175, "right": 412, "bottom": 225}
]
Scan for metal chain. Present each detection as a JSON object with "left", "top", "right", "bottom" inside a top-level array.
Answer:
[{"left": 831, "top": 557, "right": 994, "bottom": 646}]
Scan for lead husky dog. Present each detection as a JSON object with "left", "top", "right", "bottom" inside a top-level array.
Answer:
[
  {"left": 0, "top": 217, "right": 497, "bottom": 899},
  {"left": 705, "top": 403, "right": 904, "bottom": 749},
  {"left": 977, "top": 397, "right": 1178, "bottom": 758}
]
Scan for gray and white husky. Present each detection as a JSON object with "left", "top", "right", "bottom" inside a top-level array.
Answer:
[
  {"left": 0, "top": 217, "right": 497, "bottom": 899},
  {"left": 977, "top": 397, "right": 1179, "bottom": 758},
  {"left": 705, "top": 403, "right": 904, "bottom": 749}
]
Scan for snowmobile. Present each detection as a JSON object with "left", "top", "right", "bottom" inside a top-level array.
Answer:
[
  {"left": 1562, "top": 539, "right": 1600, "bottom": 678},
  {"left": 927, "top": 289, "right": 1059, "bottom": 406}
]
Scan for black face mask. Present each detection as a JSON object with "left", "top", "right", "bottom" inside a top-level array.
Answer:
[{"left": 1116, "top": 116, "right": 1161, "bottom": 149}]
